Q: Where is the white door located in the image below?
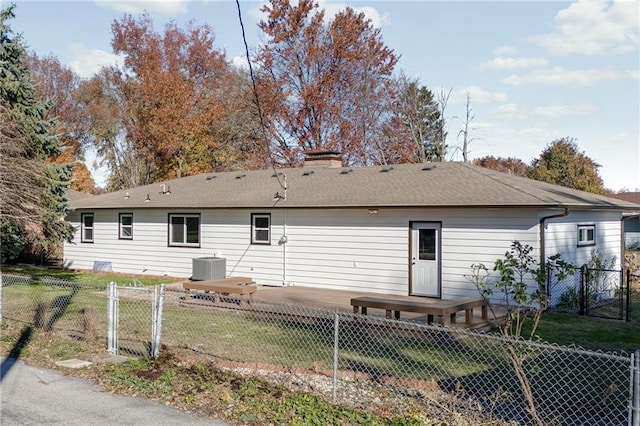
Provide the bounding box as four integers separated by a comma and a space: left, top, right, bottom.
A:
411, 222, 441, 297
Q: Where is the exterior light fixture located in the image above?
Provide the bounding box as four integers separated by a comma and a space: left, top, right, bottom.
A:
368, 209, 379, 215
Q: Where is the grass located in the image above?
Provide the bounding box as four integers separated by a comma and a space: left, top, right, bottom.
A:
526, 303, 640, 353
1, 265, 173, 286
1, 264, 634, 425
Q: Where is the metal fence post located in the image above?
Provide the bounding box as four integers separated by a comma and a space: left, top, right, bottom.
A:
627, 270, 632, 323
631, 349, 640, 426
151, 284, 165, 359
332, 311, 339, 403
107, 281, 118, 355
579, 265, 586, 316
0, 274, 3, 324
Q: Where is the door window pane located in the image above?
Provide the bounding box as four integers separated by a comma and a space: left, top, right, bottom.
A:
419, 229, 436, 261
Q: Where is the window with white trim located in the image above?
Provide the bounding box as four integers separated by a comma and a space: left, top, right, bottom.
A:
577, 224, 596, 247
251, 213, 271, 245
119, 213, 133, 240
81, 213, 94, 243
169, 214, 200, 247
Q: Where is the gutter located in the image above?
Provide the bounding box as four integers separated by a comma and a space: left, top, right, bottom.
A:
539, 208, 570, 268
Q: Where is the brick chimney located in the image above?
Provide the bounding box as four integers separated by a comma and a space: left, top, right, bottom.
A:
303, 151, 343, 168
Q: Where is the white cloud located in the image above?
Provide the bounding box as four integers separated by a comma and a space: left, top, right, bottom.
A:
231, 55, 250, 71
320, 2, 391, 28
478, 56, 548, 71
247, 1, 390, 28
68, 43, 123, 78
492, 46, 518, 56
449, 86, 508, 104
492, 103, 530, 121
533, 102, 597, 118
530, 0, 639, 56
503, 67, 636, 87
95, 0, 188, 16
490, 102, 597, 120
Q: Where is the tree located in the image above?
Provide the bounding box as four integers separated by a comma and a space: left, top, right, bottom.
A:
82, 13, 258, 190
529, 137, 605, 194
467, 242, 574, 426
474, 156, 531, 177
75, 69, 136, 191
391, 72, 446, 163
456, 91, 476, 163
26, 53, 96, 193
256, 0, 398, 166
0, 5, 74, 262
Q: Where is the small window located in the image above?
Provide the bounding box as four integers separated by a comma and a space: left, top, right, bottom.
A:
81, 213, 94, 243
119, 213, 133, 240
577, 224, 596, 247
168, 214, 200, 247
251, 213, 271, 245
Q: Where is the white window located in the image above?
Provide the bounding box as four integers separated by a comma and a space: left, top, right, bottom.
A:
577, 224, 596, 247
119, 213, 133, 240
169, 214, 200, 247
251, 213, 271, 245
81, 213, 94, 243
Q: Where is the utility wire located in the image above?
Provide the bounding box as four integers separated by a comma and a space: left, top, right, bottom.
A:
234, 0, 287, 193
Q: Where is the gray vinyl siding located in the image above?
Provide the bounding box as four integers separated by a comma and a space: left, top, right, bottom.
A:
64, 207, 540, 299
63, 207, 623, 302
542, 210, 623, 269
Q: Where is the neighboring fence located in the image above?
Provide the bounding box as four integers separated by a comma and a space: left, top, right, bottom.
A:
579, 267, 630, 321
550, 266, 633, 322
1, 273, 638, 425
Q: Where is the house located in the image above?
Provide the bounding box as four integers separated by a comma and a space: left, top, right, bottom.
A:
63, 154, 640, 302
608, 192, 640, 249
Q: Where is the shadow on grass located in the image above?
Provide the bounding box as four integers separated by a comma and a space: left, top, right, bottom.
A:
0, 326, 33, 381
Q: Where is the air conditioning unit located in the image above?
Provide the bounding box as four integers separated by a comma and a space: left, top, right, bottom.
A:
192, 257, 226, 281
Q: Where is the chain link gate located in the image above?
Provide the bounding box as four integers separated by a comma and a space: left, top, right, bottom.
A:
579, 266, 630, 321
107, 282, 165, 357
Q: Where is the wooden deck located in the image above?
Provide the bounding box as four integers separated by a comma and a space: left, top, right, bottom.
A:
251, 287, 496, 329
182, 277, 256, 303
351, 295, 488, 326
167, 283, 498, 329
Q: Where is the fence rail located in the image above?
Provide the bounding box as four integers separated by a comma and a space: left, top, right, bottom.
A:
1, 273, 638, 425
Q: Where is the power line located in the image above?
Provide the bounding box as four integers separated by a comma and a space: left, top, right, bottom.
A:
234, 0, 287, 193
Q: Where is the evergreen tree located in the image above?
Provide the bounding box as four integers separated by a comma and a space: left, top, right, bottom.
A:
0, 5, 74, 262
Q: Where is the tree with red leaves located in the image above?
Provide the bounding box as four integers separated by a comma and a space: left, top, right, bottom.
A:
256, 0, 398, 166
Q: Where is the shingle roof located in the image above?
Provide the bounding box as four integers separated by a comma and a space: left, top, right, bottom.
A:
608, 192, 640, 205
69, 162, 640, 211
66, 189, 93, 203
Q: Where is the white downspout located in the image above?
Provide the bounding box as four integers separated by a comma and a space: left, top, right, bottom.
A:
282, 208, 287, 286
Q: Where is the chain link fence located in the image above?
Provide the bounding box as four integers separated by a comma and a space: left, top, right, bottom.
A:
1, 273, 638, 425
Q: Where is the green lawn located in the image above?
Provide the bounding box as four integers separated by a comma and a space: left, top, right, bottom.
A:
1, 266, 174, 286
3, 265, 639, 354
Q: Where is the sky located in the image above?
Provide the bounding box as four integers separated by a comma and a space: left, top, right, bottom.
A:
8, 0, 640, 191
